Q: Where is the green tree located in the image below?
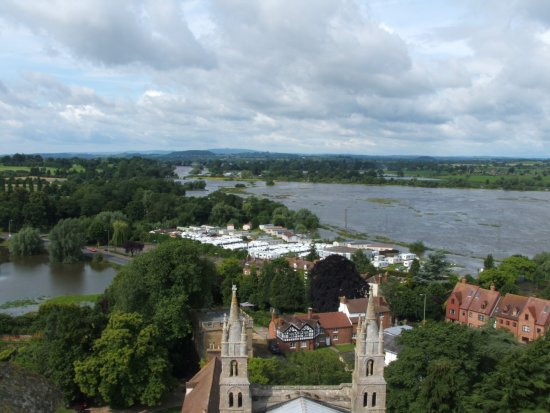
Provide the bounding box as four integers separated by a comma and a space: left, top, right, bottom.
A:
351, 250, 376, 275
112, 219, 128, 249
385, 322, 519, 413
284, 348, 351, 385
219, 258, 244, 305
414, 251, 451, 283
74, 312, 172, 408
305, 244, 319, 261
49, 218, 86, 263
408, 241, 427, 256
484, 254, 495, 269
14, 304, 105, 403
107, 240, 217, 346
8, 226, 42, 256
268, 259, 306, 312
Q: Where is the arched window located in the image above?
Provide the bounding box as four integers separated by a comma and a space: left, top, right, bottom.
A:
229, 392, 234, 407
230, 360, 238, 377
366, 359, 374, 376
238, 392, 243, 407
372, 392, 377, 407
363, 392, 368, 407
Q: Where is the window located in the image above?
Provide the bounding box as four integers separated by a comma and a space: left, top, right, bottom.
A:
300, 341, 307, 348
468, 311, 472, 318
525, 314, 529, 320
506, 320, 510, 326
522, 325, 530, 333
333, 335, 339, 341
372, 392, 377, 407
238, 392, 242, 407
513, 322, 516, 327
229, 393, 234, 407
290, 342, 296, 349
478, 314, 485, 321
352, 333, 356, 340
537, 328, 542, 334
449, 309, 455, 315
499, 319, 503, 324
230, 360, 238, 377
366, 359, 374, 376
363, 392, 368, 407
332, 329, 339, 333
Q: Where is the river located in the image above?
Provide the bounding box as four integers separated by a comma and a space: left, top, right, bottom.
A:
176, 167, 550, 273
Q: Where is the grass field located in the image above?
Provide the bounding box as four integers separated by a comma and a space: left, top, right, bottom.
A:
0, 165, 31, 172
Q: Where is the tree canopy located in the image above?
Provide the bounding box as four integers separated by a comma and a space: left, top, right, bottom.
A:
8, 226, 42, 256
309, 255, 368, 312
48, 218, 86, 263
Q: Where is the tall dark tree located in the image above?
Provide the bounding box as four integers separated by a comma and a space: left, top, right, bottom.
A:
309, 255, 368, 312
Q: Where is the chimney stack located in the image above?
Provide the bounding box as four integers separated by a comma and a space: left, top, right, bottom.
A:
307, 307, 313, 319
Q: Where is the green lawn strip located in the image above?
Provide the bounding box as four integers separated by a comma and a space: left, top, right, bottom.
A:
0, 165, 31, 172
43, 294, 101, 306
334, 343, 355, 353
0, 298, 41, 309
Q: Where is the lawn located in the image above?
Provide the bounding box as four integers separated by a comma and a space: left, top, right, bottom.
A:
334, 343, 355, 353
43, 294, 101, 306
0, 165, 31, 172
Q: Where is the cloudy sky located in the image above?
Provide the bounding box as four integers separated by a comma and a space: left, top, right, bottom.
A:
1, 0, 550, 156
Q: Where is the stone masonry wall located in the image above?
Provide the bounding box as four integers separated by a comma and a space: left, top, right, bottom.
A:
250, 384, 352, 412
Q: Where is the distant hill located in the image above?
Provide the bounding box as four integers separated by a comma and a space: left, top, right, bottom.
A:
208, 148, 259, 155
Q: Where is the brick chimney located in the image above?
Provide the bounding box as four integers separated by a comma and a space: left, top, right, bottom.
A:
339, 296, 347, 304
271, 308, 276, 322
307, 307, 313, 319
461, 277, 467, 284
490, 283, 496, 291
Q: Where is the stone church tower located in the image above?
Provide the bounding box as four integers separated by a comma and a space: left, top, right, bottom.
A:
219, 285, 252, 413
351, 294, 387, 413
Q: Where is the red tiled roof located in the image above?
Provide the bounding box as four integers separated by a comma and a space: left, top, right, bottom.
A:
181, 357, 220, 413
311, 312, 352, 329
525, 297, 550, 327
449, 281, 480, 310
493, 294, 529, 321
468, 287, 500, 315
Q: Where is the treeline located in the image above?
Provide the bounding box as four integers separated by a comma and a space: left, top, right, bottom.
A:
186, 156, 550, 190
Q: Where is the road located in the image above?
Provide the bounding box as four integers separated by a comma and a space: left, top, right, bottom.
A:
82, 248, 131, 266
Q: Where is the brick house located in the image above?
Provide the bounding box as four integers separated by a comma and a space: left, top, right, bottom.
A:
446, 279, 500, 327
268, 311, 322, 352
310, 311, 353, 346
492, 293, 529, 338
269, 309, 353, 352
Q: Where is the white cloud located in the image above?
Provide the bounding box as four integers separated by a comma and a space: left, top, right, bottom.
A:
1, 0, 550, 155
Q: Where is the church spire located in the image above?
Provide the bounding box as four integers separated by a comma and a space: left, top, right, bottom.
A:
229, 284, 239, 322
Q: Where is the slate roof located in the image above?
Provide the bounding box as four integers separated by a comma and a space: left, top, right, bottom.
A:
277, 315, 320, 332
383, 325, 413, 354
181, 357, 220, 413
266, 397, 349, 413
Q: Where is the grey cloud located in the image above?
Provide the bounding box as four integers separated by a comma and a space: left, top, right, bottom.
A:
0, 0, 214, 70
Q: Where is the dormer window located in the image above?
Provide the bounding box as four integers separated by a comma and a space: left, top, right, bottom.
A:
481, 301, 488, 310
512, 307, 519, 316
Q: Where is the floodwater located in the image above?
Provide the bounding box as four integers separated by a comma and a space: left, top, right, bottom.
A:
175, 168, 550, 274
0, 252, 116, 306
